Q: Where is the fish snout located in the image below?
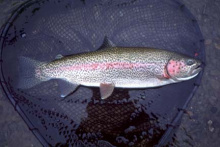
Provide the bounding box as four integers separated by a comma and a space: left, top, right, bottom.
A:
190, 61, 202, 76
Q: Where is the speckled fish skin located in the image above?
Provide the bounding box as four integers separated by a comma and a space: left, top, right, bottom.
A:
37, 47, 202, 89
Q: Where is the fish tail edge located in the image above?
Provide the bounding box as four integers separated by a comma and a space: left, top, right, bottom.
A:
17, 56, 46, 89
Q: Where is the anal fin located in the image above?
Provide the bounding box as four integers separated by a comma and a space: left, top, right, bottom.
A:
57, 79, 79, 98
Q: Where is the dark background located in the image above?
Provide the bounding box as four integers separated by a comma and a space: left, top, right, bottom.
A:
0, 0, 219, 146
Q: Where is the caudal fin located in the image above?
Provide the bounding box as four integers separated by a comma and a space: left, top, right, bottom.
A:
17, 57, 45, 89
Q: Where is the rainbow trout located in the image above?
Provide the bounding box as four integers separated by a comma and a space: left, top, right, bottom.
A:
18, 40, 202, 99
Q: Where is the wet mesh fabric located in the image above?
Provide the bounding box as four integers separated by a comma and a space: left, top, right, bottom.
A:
0, 0, 205, 146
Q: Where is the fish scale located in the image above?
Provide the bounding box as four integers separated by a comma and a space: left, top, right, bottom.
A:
42, 48, 171, 84
18, 46, 202, 99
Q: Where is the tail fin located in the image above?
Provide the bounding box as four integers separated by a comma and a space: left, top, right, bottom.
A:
17, 57, 45, 89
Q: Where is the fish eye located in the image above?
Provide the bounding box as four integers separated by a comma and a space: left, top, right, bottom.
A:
186, 59, 195, 65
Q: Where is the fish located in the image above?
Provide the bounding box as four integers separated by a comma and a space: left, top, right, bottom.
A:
17, 39, 202, 99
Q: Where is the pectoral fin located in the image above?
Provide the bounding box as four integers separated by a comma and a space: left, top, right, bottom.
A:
100, 83, 115, 99
57, 79, 79, 98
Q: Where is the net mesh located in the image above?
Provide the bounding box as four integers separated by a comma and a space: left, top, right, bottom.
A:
0, 0, 205, 146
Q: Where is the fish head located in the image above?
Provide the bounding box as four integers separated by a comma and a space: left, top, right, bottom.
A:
166, 55, 202, 81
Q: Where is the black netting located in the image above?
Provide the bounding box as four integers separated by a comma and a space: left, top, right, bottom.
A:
0, 0, 205, 146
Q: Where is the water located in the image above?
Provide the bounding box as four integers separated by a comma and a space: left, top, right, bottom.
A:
0, 0, 219, 147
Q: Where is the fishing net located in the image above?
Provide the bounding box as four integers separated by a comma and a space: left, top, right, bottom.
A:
0, 0, 205, 146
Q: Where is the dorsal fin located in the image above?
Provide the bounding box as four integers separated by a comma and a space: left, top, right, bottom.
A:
97, 36, 116, 50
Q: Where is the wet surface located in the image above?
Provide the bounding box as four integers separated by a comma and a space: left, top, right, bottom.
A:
0, 0, 219, 147
174, 0, 220, 146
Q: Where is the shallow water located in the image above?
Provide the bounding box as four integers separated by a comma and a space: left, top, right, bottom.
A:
0, 0, 219, 147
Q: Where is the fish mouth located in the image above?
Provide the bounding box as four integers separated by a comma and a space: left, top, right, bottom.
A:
175, 63, 202, 81
190, 63, 202, 77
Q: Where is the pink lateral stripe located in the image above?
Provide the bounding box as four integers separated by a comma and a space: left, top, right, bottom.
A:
58, 62, 156, 71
